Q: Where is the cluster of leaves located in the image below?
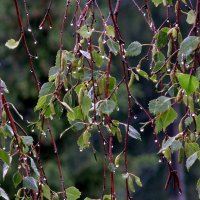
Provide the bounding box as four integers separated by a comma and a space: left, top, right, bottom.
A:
1, 0, 200, 199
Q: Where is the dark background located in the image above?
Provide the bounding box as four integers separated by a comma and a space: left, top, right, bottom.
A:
0, 0, 198, 199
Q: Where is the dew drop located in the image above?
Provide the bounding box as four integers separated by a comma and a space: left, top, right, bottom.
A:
49, 26, 52, 29
112, 145, 114, 148
103, 141, 106, 145
134, 115, 137, 119
80, 149, 83, 152
143, 13, 146, 17
116, 165, 119, 168
35, 56, 39, 59
117, 107, 119, 111
155, 139, 158, 143
39, 26, 43, 30
140, 128, 144, 132
28, 28, 32, 32
3, 147, 5, 150
140, 106, 143, 110
70, 23, 73, 26
167, 69, 171, 72
158, 159, 162, 163
34, 41, 37, 45
167, 19, 169, 23
31, 129, 34, 132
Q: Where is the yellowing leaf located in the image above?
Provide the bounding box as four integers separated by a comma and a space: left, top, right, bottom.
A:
5, 39, 20, 49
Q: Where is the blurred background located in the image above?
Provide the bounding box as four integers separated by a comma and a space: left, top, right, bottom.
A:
0, 0, 198, 199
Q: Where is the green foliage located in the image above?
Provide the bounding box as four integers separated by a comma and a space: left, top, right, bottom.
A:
1, 0, 200, 199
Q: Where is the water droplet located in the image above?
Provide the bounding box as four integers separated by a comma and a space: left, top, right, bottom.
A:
116, 165, 119, 168
31, 129, 34, 132
158, 159, 162, 163
167, 19, 169, 23
134, 115, 137, 119
167, 69, 170, 72
181, 61, 184, 65
70, 23, 73, 26
3, 147, 5, 150
24, 157, 27, 160
65, 88, 68, 92
18, 165, 21, 169
34, 41, 37, 45
43, 178, 46, 181
28, 28, 32, 32
39, 26, 43, 30
140, 128, 144, 132
112, 145, 114, 148
26, 13, 29, 16
140, 106, 143, 110
35, 56, 39, 59
143, 13, 146, 17
80, 149, 83, 152
117, 107, 119, 111
37, 144, 40, 147
155, 139, 158, 143
103, 141, 106, 145
49, 26, 52, 29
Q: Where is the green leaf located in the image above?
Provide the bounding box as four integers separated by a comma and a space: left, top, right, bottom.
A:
128, 176, 135, 192
42, 184, 51, 200
103, 195, 111, 200
155, 27, 170, 48
22, 136, 33, 146
77, 130, 91, 151
3, 163, 9, 181
134, 175, 143, 187
136, 69, 149, 79
5, 38, 20, 49
196, 115, 200, 132
176, 73, 199, 95
125, 41, 142, 57
106, 25, 115, 37
151, 0, 162, 7
81, 95, 92, 117
80, 50, 91, 59
39, 82, 55, 97
178, 36, 200, 63
67, 106, 84, 122
115, 152, 123, 167
98, 100, 116, 115
65, 186, 81, 200
149, 96, 171, 115
0, 149, 10, 165
92, 51, 103, 67
35, 95, 47, 111
77, 25, 93, 39
155, 108, 177, 132
186, 10, 196, 24
171, 140, 182, 152
185, 142, 199, 158
23, 176, 38, 192
13, 171, 22, 188
107, 39, 119, 55
123, 124, 141, 141
0, 187, 9, 200
159, 136, 176, 152
185, 116, 193, 126
186, 152, 198, 171
30, 158, 40, 177
48, 66, 60, 81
